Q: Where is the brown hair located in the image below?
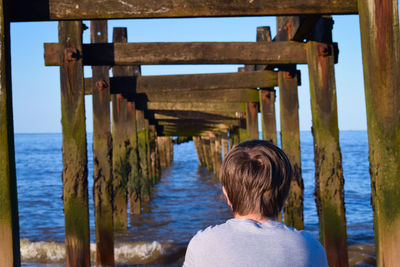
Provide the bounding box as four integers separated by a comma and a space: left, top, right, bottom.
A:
219, 140, 293, 218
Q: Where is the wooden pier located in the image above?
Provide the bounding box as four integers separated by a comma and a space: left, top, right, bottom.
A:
0, 1, 399, 267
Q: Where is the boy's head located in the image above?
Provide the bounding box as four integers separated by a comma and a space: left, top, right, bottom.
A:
219, 140, 293, 219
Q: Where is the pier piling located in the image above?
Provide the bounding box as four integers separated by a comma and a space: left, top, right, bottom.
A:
0, 3, 20, 266
276, 18, 304, 230
358, 0, 400, 265
90, 20, 114, 264
306, 18, 348, 267
58, 21, 90, 267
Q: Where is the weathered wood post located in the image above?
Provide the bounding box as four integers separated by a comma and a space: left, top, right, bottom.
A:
306, 18, 348, 267
257, 27, 277, 144
136, 110, 150, 201
238, 67, 259, 141
90, 20, 114, 265
157, 136, 168, 169
167, 136, 174, 165
221, 131, 229, 160
193, 136, 206, 166
58, 21, 90, 267
358, 1, 400, 265
0, 4, 21, 266
276, 18, 304, 230
213, 134, 222, 177
201, 135, 213, 171
149, 125, 160, 184
112, 27, 140, 226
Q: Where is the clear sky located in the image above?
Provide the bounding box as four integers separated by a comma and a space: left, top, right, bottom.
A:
10, 14, 371, 133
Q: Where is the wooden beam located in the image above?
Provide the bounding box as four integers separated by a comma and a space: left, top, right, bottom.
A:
275, 16, 321, 42
10, 0, 358, 22
87, 70, 277, 93
152, 110, 237, 120
59, 21, 90, 267
90, 20, 114, 266
307, 39, 348, 267
44, 41, 307, 66
147, 102, 244, 113
0, 4, 21, 266
358, 0, 400, 266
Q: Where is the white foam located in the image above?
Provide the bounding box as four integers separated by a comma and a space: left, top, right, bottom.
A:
20, 239, 167, 264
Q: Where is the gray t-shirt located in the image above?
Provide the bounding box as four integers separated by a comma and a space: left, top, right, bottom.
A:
184, 218, 329, 267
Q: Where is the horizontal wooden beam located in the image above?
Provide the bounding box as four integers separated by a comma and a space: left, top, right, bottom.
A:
10, 0, 358, 22
147, 102, 245, 113
84, 70, 277, 95
151, 110, 238, 120
44, 42, 307, 66
157, 119, 238, 126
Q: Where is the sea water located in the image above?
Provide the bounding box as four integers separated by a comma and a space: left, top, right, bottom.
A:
15, 131, 375, 266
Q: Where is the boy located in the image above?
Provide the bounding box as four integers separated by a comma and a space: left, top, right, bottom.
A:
184, 140, 328, 267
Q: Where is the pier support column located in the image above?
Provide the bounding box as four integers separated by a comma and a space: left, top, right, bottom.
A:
59, 21, 90, 267
221, 131, 229, 160
213, 134, 222, 177
157, 137, 168, 169
193, 136, 206, 166
0, 3, 21, 266
90, 20, 114, 265
306, 18, 348, 267
358, 1, 400, 265
149, 125, 160, 184
137, 110, 150, 202
257, 27, 277, 144
201, 135, 213, 171
276, 18, 304, 230
112, 28, 140, 226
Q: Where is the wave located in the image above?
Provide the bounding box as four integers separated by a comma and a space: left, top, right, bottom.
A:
21, 239, 171, 265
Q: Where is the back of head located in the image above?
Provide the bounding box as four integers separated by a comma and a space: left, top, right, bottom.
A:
219, 140, 293, 218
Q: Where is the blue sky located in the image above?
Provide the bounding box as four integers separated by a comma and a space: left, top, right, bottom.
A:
10, 15, 368, 133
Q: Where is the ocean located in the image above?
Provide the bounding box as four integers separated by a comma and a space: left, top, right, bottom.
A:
15, 131, 375, 266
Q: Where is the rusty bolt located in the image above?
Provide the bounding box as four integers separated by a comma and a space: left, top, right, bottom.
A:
64, 48, 80, 62
317, 43, 330, 57
96, 80, 108, 91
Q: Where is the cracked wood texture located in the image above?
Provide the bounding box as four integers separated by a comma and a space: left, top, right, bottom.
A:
358, 0, 400, 266
58, 21, 90, 267
0, 1, 21, 266
307, 41, 348, 267
90, 20, 114, 265
9, 0, 358, 22
44, 41, 307, 66
276, 17, 304, 230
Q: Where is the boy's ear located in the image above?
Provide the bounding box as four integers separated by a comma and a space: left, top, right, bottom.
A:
222, 186, 232, 208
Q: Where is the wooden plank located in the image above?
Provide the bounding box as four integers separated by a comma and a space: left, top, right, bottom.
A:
143, 88, 259, 103
0, 5, 21, 266
136, 70, 278, 91
9, 0, 358, 22
58, 21, 90, 267
307, 39, 348, 267
84, 70, 277, 94
90, 20, 114, 266
358, 1, 400, 266
153, 110, 238, 120
44, 41, 307, 66
147, 102, 244, 113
